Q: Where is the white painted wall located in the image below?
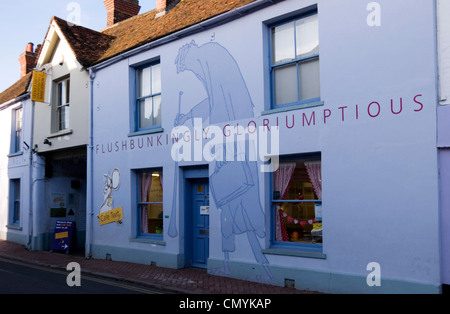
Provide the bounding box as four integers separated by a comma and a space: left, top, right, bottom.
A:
0, 98, 33, 244
33, 25, 90, 154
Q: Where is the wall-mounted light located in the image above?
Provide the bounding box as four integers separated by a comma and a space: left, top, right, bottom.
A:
57, 54, 64, 66
44, 139, 52, 146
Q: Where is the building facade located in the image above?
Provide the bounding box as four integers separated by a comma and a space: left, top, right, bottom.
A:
0, 0, 448, 294
0, 73, 34, 247
87, 0, 441, 293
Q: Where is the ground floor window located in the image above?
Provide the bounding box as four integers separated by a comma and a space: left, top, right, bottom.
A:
138, 169, 163, 237
272, 155, 322, 247
10, 179, 21, 225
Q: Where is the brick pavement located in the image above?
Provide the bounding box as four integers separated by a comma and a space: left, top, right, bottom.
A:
0, 240, 319, 294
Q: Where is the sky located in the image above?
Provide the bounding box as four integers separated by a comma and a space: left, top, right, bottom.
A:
0, 0, 156, 93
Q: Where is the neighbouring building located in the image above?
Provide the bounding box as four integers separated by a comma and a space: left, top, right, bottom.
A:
0, 71, 33, 247
437, 0, 450, 291
0, 0, 449, 294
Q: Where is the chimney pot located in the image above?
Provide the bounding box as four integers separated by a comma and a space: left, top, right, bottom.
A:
156, 0, 179, 17
26, 42, 34, 53
19, 42, 38, 77
104, 0, 141, 27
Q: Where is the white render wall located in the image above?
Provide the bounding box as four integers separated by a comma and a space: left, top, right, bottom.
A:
0, 98, 33, 245
33, 25, 90, 154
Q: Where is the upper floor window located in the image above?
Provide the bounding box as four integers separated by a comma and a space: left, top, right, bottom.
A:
13, 107, 23, 153
271, 13, 320, 108
136, 62, 161, 131
56, 77, 70, 131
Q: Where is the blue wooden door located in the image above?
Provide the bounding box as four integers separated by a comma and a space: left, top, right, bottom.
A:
191, 180, 209, 268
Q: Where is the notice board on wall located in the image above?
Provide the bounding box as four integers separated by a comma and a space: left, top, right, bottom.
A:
50, 220, 75, 254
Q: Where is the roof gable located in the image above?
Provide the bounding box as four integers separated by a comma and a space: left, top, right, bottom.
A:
37, 16, 115, 69
52, 17, 114, 67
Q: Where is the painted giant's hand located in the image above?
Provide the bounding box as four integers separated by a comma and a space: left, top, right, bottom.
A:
174, 112, 190, 126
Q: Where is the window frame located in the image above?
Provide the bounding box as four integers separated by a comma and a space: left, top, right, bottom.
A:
269, 11, 321, 110
54, 77, 70, 132
136, 168, 164, 240
10, 179, 21, 226
12, 106, 23, 154
134, 60, 162, 132
270, 153, 323, 252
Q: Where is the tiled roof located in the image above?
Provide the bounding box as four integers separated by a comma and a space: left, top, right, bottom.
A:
52, 16, 114, 67
0, 72, 32, 107
1, 0, 257, 103
98, 0, 257, 63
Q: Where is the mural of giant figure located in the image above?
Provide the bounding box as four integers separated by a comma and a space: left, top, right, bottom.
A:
173, 40, 273, 282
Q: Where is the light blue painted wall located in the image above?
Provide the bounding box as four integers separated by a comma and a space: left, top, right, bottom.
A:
90, 0, 440, 293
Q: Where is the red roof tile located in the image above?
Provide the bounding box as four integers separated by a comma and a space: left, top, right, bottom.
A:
0, 72, 32, 107
98, 0, 256, 63
1, 0, 257, 103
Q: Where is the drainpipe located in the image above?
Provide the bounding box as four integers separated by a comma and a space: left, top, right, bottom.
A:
86, 68, 96, 259
26, 98, 34, 250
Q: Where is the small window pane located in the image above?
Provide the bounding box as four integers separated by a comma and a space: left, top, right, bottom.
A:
139, 171, 163, 202
151, 64, 161, 94
153, 95, 162, 126
274, 63, 298, 106
299, 58, 320, 101
12, 180, 20, 223
138, 67, 151, 98
59, 106, 69, 130
272, 21, 295, 64
58, 83, 63, 106
16, 108, 22, 130
139, 98, 154, 129
296, 14, 319, 58
65, 79, 70, 104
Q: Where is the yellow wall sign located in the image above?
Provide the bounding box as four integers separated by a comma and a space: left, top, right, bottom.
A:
99, 207, 124, 226
31, 71, 46, 103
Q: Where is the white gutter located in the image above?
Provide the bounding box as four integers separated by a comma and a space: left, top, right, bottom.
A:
26, 99, 35, 250
0, 92, 31, 111
89, 0, 283, 71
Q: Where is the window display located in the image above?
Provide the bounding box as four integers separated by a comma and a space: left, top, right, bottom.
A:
138, 170, 163, 236
273, 158, 322, 245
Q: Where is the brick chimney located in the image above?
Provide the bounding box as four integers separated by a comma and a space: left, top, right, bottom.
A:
156, 0, 179, 17
18, 43, 38, 77
104, 0, 141, 27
